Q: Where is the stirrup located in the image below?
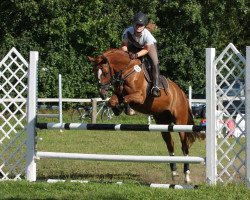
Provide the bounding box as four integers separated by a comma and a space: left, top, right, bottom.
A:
151, 86, 161, 97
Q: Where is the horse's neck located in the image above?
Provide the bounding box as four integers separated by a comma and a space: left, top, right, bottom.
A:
111, 55, 132, 72
120, 60, 141, 73
106, 50, 141, 72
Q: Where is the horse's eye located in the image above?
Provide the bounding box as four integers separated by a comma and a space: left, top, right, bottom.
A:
103, 72, 109, 77
101, 66, 110, 77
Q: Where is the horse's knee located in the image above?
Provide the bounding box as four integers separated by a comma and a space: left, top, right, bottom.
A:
123, 96, 133, 104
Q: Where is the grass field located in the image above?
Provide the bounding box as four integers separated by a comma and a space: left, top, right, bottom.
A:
1, 181, 250, 199
1, 111, 249, 199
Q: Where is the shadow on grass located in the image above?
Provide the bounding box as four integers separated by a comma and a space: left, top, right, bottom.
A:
37, 172, 143, 183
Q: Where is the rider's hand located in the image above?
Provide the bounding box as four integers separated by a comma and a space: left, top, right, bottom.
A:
129, 52, 138, 60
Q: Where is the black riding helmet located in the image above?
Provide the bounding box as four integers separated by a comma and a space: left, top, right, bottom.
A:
133, 12, 148, 26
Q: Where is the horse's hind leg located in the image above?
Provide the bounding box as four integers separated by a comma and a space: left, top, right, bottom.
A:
177, 108, 196, 183
161, 132, 179, 182
154, 113, 179, 182
179, 132, 191, 183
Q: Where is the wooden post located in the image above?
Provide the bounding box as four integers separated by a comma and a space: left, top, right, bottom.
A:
91, 98, 97, 123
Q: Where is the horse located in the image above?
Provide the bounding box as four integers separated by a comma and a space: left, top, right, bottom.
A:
88, 48, 205, 183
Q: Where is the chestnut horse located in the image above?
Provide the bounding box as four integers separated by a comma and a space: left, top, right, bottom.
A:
88, 48, 204, 183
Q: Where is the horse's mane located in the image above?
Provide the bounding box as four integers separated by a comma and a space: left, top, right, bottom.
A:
103, 48, 129, 58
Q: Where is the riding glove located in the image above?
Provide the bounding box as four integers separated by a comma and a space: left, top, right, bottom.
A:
129, 52, 138, 60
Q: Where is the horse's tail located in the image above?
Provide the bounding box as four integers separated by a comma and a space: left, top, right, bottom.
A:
187, 105, 206, 148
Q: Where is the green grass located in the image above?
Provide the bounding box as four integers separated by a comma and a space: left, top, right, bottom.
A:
0, 181, 250, 200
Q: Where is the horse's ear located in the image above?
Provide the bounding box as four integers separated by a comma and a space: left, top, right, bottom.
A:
87, 56, 96, 63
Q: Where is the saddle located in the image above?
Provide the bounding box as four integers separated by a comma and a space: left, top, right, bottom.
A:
141, 60, 169, 96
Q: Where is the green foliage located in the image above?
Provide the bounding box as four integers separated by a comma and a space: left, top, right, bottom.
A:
156, 0, 249, 92
0, 0, 248, 97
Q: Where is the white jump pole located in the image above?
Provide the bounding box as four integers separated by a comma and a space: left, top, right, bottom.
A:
246, 46, 250, 187
37, 114, 60, 118
26, 51, 39, 182
205, 47, 217, 185
36, 151, 205, 163
150, 183, 195, 189
189, 85, 192, 108
58, 74, 63, 132
36, 123, 206, 132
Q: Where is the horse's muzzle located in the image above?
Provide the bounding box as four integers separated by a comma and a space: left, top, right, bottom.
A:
99, 88, 108, 100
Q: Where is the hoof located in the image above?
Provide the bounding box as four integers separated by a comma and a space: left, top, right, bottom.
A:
124, 105, 135, 116
171, 171, 179, 182
125, 108, 135, 116
184, 170, 191, 183
112, 106, 123, 116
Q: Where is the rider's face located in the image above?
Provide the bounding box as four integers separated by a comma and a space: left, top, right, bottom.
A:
135, 24, 145, 33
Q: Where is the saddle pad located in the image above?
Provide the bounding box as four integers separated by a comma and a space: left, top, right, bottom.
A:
142, 64, 168, 94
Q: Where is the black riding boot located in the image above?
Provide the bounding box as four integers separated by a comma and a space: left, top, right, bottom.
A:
151, 64, 161, 97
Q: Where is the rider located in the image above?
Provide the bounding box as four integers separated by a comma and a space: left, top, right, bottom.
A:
120, 11, 161, 97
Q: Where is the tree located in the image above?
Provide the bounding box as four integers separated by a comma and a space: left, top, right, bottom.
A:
0, 0, 248, 98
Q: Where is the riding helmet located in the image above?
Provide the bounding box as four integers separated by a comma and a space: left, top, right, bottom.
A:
133, 12, 148, 26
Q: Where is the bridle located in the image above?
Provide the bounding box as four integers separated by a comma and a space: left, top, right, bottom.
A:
96, 56, 113, 90
98, 52, 138, 90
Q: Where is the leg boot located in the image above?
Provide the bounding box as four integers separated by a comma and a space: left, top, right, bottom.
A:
151, 64, 161, 97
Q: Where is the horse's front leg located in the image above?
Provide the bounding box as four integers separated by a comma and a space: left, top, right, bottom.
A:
108, 94, 123, 116
121, 92, 144, 116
